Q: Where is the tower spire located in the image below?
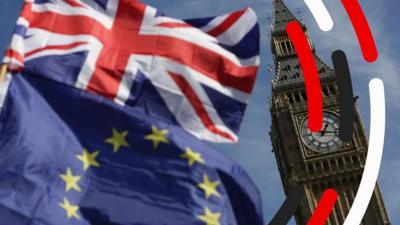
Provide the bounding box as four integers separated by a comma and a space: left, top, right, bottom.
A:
272, 0, 301, 33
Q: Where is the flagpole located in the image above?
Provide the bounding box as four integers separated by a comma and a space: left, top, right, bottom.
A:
0, 64, 7, 82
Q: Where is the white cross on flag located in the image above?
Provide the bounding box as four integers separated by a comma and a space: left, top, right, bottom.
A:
4, 0, 260, 143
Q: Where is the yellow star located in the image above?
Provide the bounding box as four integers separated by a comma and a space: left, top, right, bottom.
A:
197, 207, 221, 225
144, 125, 169, 150
59, 198, 80, 220
60, 167, 81, 192
105, 128, 130, 153
198, 174, 221, 199
180, 147, 205, 167
76, 149, 100, 171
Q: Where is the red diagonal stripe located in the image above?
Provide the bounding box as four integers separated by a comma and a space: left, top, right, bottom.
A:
5, 49, 24, 63
307, 189, 338, 225
207, 8, 247, 37
168, 71, 236, 142
157, 22, 193, 28
20, 2, 33, 22
131, 35, 258, 93
64, 0, 84, 8
286, 21, 323, 132
25, 42, 87, 58
30, 12, 101, 36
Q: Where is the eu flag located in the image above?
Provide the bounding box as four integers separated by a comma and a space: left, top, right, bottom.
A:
0, 73, 264, 225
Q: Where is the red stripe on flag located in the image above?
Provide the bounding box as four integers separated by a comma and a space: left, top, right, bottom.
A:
157, 22, 193, 28
20, 2, 33, 22
5, 49, 24, 63
132, 35, 258, 93
64, 0, 84, 8
169, 72, 236, 142
86, 1, 148, 99
207, 8, 247, 37
30, 12, 101, 36
25, 42, 87, 58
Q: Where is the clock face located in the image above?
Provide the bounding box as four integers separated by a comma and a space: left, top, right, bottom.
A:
300, 112, 343, 153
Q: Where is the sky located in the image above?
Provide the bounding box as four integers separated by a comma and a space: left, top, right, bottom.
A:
0, 0, 399, 224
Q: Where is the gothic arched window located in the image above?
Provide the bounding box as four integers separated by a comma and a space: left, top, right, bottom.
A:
281, 42, 287, 54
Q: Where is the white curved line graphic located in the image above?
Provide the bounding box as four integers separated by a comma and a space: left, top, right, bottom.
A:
304, 0, 334, 31
343, 78, 386, 225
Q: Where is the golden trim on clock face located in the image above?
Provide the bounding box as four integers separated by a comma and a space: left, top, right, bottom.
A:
300, 112, 343, 153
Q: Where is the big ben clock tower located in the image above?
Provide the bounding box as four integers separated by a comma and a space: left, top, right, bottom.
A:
269, 0, 391, 224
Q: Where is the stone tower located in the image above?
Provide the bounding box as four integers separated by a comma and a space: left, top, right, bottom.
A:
268, 0, 391, 224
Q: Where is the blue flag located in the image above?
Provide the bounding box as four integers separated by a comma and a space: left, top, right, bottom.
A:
0, 73, 264, 225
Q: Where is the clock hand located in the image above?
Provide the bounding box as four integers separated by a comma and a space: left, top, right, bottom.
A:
320, 123, 329, 136
324, 131, 339, 134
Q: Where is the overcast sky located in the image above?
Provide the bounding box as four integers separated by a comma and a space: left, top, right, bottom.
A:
0, 0, 399, 224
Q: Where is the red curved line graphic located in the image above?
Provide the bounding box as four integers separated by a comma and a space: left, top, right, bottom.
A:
286, 21, 323, 132
341, 0, 378, 62
307, 189, 338, 225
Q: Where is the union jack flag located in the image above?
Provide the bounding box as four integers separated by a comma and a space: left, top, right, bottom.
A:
4, 0, 260, 143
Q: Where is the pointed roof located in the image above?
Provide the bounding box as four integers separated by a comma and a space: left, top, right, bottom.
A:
272, 0, 301, 33
270, 0, 334, 87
